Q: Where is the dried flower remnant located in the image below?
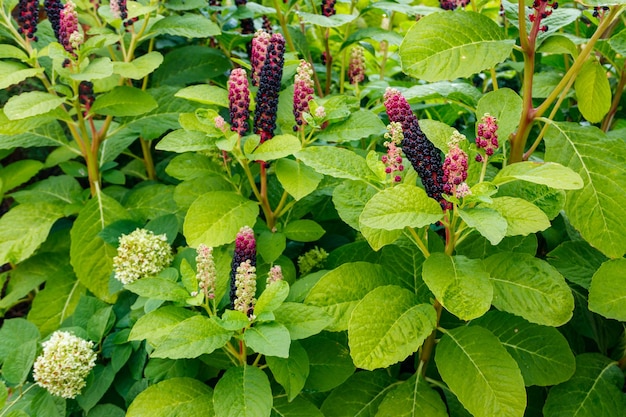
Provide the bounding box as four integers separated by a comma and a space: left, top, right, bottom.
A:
17, 0, 39, 41
228, 68, 250, 136
382, 122, 405, 183
253, 33, 285, 143
234, 260, 257, 319
475, 113, 499, 162
196, 244, 217, 300
383, 88, 450, 209
293, 60, 314, 131
443, 132, 469, 196
348, 46, 366, 85
298, 246, 328, 276
267, 265, 283, 285
113, 228, 173, 285
230, 226, 256, 307
33, 331, 97, 399
58, 0, 83, 55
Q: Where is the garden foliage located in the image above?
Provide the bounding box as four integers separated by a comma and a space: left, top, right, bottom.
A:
1, 0, 626, 415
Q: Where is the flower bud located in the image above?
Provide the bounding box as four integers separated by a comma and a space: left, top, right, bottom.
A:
196, 244, 217, 300
298, 246, 328, 276
476, 113, 499, 160
113, 228, 173, 285
267, 265, 283, 285
382, 122, 405, 183
234, 260, 257, 319
228, 68, 250, 135
348, 46, 366, 85
293, 60, 314, 131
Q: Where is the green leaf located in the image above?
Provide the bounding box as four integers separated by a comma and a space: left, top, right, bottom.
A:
588, 259, 626, 321
489, 197, 550, 236
248, 134, 301, 161
376, 373, 448, 417
360, 184, 443, 231
0, 62, 44, 90
305, 262, 395, 331
275, 159, 322, 201
166, 152, 223, 180
283, 220, 325, 242
360, 227, 402, 251
545, 122, 626, 258
404, 81, 482, 108
256, 280, 289, 316
0, 318, 39, 363
575, 59, 611, 123
256, 230, 286, 264
183, 191, 259, 247
316, 110, 386, 143
476, 88, 523, 145
400, 11, 515, 82
547, 241, 608, 289
70, 193, 131, 302
300, 335, 355, 392
128, 306, 197, 347
496, 181, 565, 220
70, 57, 114, 81
609, 28, 626, 55
435, 326, 526, 417
151, 14, 220, 38
422, 254, 493, 320
472, 311, 576, 386
543, 354, 626, 417
0, 203, 65, 265
4, 92, 66, 120
0, 380, 7, 408
244, 322, 291, 358
0, 255, 45, 312
0, 159, 43, 194
112, 52, 163, 80
484, 252, 574, 326
154, 46, 230, 86
296, 146, 372, 182
320, 370, 395, 417
3, 339, 37, 385
31, 387, 66, 417
419, 119, 458, 152
493, 161, 584, 190
271, 395, 323, 417
127, 377, 214, 417
175, 85, 229, 107
348, 285, 436, 370
11, 175, 82, 206
125, 277, 191, 302
156, 129, 215, 153
273, 302, 333, 340
91, 86, 157, 116
0, 44, 29, 60
266, 341, 309, 401
213, 365, 272, 417
458, 207, 507, 246
125, 183, 178, 220
152, 315, 233, 359
297, 11, 357, 27
332, 180, 377, 231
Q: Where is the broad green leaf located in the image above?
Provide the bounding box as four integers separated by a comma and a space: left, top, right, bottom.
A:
91, 86, 158, 116
360, 226, 402, 251
70, 193, 131, 302
248, 134, 301, 161
0, 318, 40, 363
77, 364, 115, 413
175, 85, 229, 107
128, 306, 197, 347
360, 184, 443, 231
320, 371, 395, 417
125, 183, 178, 220
127, 377, 214, 417
255, 280, 289, 316
436, 326, 526, 417
271, 396, 323, 417
156, 129, 214, 152
400, 12, 515, 82
0, 159, 43, 193
283, 219, 325, 242
300, 335, 355, 392
125, 277, 191, 302
4, 92, 66, 120
404, 81, 482, 108
275, 159, 322, 201
0, 380, 6, 408
166, 153, 223, 180
545, 122, 626, 258
588, 259, 626, 321
266, 342, 309, 401
458, 207, 507, 246
547, 241, 607, 289
112, 52, 163, 80
244, 323, 291, 358
10, 175, 82, 206
0, 122, 70, 149
489, 197, 550, 236
0, 61, 44, 90
154, 46, 230, 86
273, 302, 333, 340
183, 191, 259, 248
496, 181, 565, 220
484, 252, 574, 326
2, 339, 37, 385
87, 404, 124, 417
348, 285, 436, 370
70, 57, 114, 81
152, 315, 233, 359
538, 34, 579, 57
213, 365, 272, 417
376, 373, 448, 417
332, 180, 377, 230
304, 262, 395, 331
31, 387, 66, 417
543, 354, 626, 417
256, 230, 286, 264
472, 311, 576, 386
296, 146, 372, 182
493, 161, 583, 190
151, 14, 220, 38
575, 59, 611, 123
316, 110, 386, 143
0, 203, 65, 265
422, 254, 493, 320
0, 255, 48, 312
476, 88, 523, 144
0, 44, 28, 60
419, 119, 458, 152
380, 238, 429, 297
297, 11, 357, 27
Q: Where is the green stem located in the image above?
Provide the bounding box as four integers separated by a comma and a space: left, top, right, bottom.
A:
324, 27, 332, 96
406, 227, 430, 258
272, 0, 296, 52
419, 299, 442, 376
601, 62, 626, 132
139, 138, 156, 180
0, 384, 37, 417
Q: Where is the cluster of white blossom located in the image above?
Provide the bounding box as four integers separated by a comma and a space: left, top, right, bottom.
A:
113, 228, 173, 285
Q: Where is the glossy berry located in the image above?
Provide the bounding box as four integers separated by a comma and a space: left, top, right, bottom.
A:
44, 0, 62, 39
228, 68, 250, 136
253, 33, 285, 143
251, 30, 271, 87
321, 0, 336, 17
17, 0, 39, 41
230, 226, 256, 308
293, 60, 314, 131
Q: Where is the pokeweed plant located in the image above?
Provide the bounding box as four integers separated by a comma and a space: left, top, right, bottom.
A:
1, 0, 626, 416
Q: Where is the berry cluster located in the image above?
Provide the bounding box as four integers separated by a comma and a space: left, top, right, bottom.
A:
529, 0, 558, 33
228, 68, 250, 135
321, 0, 336, 17
251, 30, 271, 87
235, 0, 255, 37
592, 6, 609, 18
253, 33, 285, 143
293, 60, 314, 131
475, 113, 499, 162
17, 0, 39, 41
44, 0, 62, 39
196, 244, 217, 300
233, 260, 257, 319
439, 0, 469, 11
383, 88, 450, 209
442, 132, 469, 196
382, 122, 405, 183
267, 265, 283, 286
78, 81, 95, 115
348, 46, 365, 85
58, 0, 83, 55
230, 226, 256, 308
